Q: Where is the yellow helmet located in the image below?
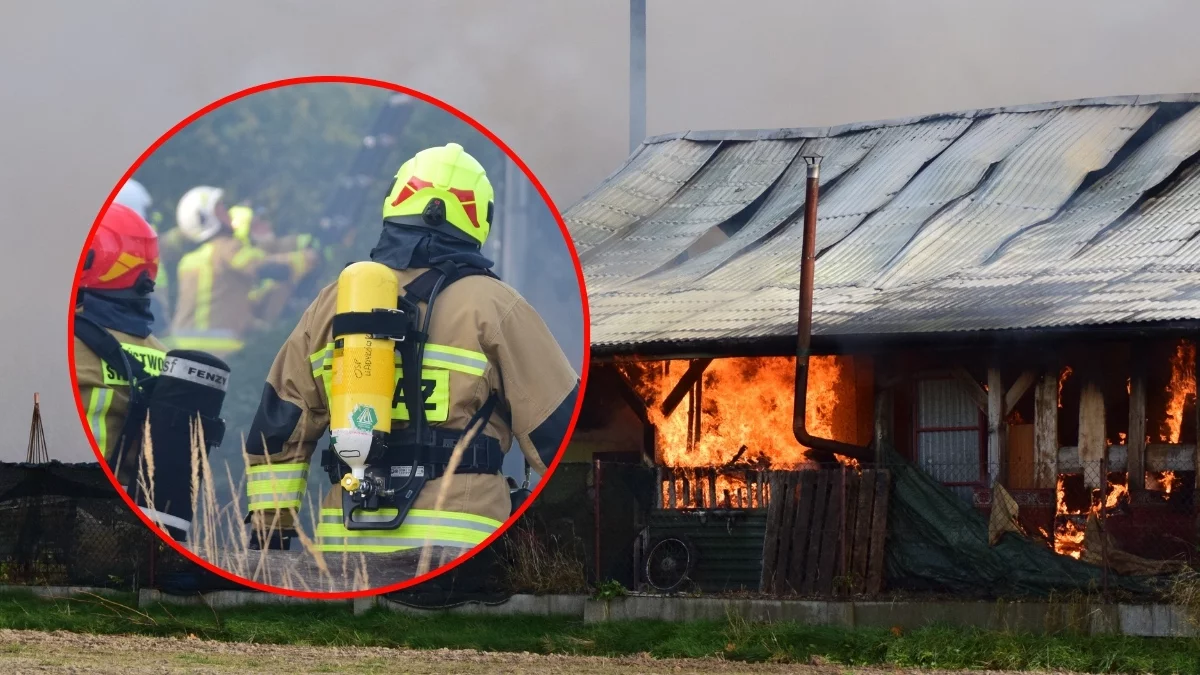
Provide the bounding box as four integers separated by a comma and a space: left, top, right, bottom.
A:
382, 143, 495, 246
228, 205, 254, 244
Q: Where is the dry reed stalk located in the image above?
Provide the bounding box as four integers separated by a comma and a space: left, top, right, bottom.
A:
414, 414, 487, 576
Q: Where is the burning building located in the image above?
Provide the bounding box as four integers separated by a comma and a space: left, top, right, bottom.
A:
555, 94, 1200, 594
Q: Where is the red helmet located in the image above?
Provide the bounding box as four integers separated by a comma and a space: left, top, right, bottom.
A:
80, 202, 160, 291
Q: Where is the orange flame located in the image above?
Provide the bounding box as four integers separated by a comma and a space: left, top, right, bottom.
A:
1148, 470, 1176, 495
1158, 340, 1196, 444
621, 356, 847, 471
1053, 474, 1129, 559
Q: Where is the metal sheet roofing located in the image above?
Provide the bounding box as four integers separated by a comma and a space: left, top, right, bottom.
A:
565, 95, 1200, 352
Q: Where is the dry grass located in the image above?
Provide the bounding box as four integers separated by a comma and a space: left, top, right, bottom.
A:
131, 413, 480, 593
500, 519, 589, 595
1165, 566, 1200, 629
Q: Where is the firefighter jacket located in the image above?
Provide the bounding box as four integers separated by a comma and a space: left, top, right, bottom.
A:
169, 233, 310, 357
243, 266, 579, 554
75, 324, 167, 468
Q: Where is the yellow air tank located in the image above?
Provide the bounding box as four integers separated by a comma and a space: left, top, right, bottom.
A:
330, 261, 399, 486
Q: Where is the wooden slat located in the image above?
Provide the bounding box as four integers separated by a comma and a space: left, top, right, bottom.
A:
866, 470, 891, 596
786, 472, 817, 593
841, 471, 860, 597
1033, 372, 1059, 489
851, 469, 876, 594
759, 471, 785, 592
772, 470, 801, 590
800, 471, 832, 595
817, 471, 844, 595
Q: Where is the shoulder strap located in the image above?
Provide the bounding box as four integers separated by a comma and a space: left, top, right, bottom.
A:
393, 262, 497, 431
74, 315, 153, 385
402, 262, 498, 304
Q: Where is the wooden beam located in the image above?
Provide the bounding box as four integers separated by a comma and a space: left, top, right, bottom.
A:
987, 367, 1006, 487
1128, 350, 1147, 492
1034, 372, 1059, 488
1078, 378, 1106, 489
1005, 371, 1038, 415
953, 367, 988, 412
874, 387, 894, 462
660, 358, 713, 417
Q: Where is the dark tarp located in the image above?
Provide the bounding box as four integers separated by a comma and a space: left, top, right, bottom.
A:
881, 449, 1157, 597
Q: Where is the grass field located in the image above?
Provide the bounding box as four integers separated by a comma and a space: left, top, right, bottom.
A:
1, 589, 1199, 673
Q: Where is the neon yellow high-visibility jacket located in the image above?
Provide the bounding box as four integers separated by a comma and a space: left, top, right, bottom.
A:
74, 324, 167, 469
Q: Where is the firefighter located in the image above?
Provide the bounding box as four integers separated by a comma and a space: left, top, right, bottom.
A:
230, 204, 310, 326
114, 179, 171, 334
242, 143, 579, 555
169, 186, 317, 358
73, 202, 168, 484
75, 202, 233, 541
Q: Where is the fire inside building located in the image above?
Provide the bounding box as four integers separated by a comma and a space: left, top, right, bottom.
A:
552, 95, 1200, 598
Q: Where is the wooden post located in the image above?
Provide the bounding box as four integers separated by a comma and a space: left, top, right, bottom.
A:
987, 367, 1006, 487
1034, 371, 1059, 489
874, 387, 894, 461
1128, 349, 1147, 492
1078, 378, 1107, 490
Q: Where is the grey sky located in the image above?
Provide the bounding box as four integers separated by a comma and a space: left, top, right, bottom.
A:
2, 0, 1199, 461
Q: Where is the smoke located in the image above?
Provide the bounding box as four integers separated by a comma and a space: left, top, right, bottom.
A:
2, 0, 1200, 460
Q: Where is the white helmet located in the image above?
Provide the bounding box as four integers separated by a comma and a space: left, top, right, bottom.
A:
176, 186, 227, 244
115, 179, 153, 220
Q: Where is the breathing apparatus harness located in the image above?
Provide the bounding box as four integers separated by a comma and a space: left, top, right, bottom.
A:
74, 314, 229, 542
319, 260, 506, 532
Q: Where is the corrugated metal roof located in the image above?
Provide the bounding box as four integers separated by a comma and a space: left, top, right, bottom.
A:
565, 96, 1200, 352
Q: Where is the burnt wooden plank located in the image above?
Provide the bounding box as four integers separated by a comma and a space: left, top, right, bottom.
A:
865, 470, 891, 596
660, 358, 713, 417
759, 471, 785, 592
817, 471, 845, 596
784, 471, 817, 593
776, 472, 802, 593
800, 470, 832, 595
841, 470, 860, 597
851, 469, 877, 594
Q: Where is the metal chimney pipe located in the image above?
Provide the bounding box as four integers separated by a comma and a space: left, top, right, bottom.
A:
629, 0, 647, 153
793, 155, 873, 464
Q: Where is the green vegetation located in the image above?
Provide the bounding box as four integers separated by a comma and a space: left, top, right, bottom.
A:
2, 589, 1200, 673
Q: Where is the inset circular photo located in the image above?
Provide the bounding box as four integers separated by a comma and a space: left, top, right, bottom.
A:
69, 77, 588, 596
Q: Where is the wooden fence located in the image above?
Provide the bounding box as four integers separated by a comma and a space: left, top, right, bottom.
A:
760, 468, 891, 596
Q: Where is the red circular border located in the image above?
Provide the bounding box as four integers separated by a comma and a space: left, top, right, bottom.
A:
66, 75, 592, 600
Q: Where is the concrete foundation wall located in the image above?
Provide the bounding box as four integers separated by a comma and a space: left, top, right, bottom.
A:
99, 587, 1198, 638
